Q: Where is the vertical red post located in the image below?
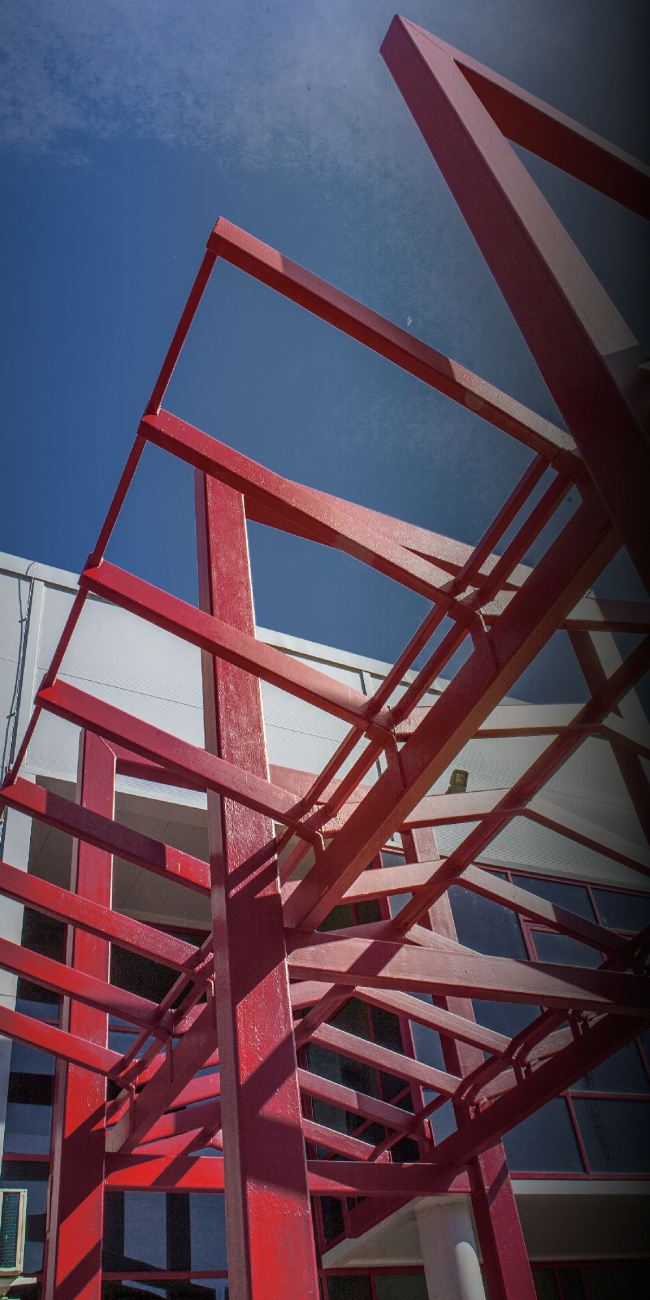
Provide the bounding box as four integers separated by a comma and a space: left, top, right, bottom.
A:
402, 827, 535, 1300
195, 472, 319, 1300
43, 731, 115, 1300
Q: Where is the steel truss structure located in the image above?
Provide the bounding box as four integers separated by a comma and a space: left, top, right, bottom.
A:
1, 17, 649, 1300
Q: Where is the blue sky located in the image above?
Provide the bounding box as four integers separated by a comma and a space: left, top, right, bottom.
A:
1, 1, 648, 701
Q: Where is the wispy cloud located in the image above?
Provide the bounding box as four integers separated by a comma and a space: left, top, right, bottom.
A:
0, 1, 413, 168
3, 1, 642, 173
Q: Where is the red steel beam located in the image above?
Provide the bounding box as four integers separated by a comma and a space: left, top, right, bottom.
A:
524, 794, 650, 875
392, 632, 650, 929
0, 1003, 122, 1078
36, 681, 303, 826
0, 860, 200, 971
409, 829, 536, 1300
415, 29, 650, 219
291, 980, 511, 1057
196, 472, 319, 1299
0, 778, 210, 894
301, 1118, 387, 1163
81, 560, 380, 728
381, 17, 650, 593
297, 1067, 425, 1136
283, 489, 618, 931
143, 411, 479, 619
309, 1022, 460, 1097
206, 218, 578, 471
285, 928, 650, 1016
0, 934, 172, 1033
433, 1010, 650, 1169
352, 986, 511, 1057
2, 24, 647, 1287
103, 1154, 471, 1197
134, 1099, 223, 1146
458, 864, 627, 957
43, 734, 114, 1300
105, 1000, 219, 1152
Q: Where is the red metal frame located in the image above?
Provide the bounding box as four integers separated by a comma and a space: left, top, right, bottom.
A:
1, 20, 649, 1300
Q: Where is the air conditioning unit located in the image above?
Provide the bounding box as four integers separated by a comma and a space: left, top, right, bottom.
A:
0, 1190, 28, 1299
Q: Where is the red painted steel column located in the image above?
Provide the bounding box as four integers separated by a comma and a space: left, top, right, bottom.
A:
43, 732, 115, 1300
195, 472, 319, 1299
403, 828, 535, 1300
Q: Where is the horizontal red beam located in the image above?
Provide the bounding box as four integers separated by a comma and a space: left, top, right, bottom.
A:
0, 859, 200, 971
105, 1154, 225, 1192
109, 1057, 221, 1117
351, 986, 510, 1057
81, 561, 381, 730
142, 410, 477, 618
525, 794, 650, 877
305, 1161, 471, 1197
0, 1003, 122, 1078
128, 1133, 217, 1158
0, 778, 210, 894
111, 743, 206, 791
36, 681, 302, 825
135, 1099, 223, 1145
459, 863, 626, 957
0, 934, 172, 1034
106, 1001, 219, 1152
207, 218, 578, 470
285, 929, 650, 1016
103, 1152, 471, 1196
403, 787, 508, 827
302, 1118, 388, 1162
297, 1067, 421, 1135
425, 29, 650, 219
310, 1021, 460, 1097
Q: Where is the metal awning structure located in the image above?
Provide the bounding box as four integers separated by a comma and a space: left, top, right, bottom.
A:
1, 18, 648, 1300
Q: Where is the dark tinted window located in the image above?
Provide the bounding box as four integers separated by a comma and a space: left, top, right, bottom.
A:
321, 1198, 345, 1244
21, 909, 64, 960
7, 1074, 54, 1105
369, 1006, 403, 1054
318, 903, 356, 932
331, 999, 371, 1042
530, 930, 602, 968
449, 886, 528, 959
327, 1276, 372, 1299
190, 1194, 227, 1270
473, 999, 539, 1038
573, 1041, 649, 1094
110, 947, 178, 1003
502, 1098, 584, 1172
592, 890, 650, 932
511, 874, 596, 921
531, 1272, 561, 1300
375, 1276, 428, 1299
582, 1264, 650, 1299
557, 1269, 587, 1300
573, 1098, 650, 1173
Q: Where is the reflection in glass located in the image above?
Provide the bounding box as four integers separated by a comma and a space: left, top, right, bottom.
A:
502, 1098, 584, 1172
592, 890, 650, 932
511, 875, 595, 921
449, 887, 528, 959
573, 1041, 649, 1095
530, 930, 602, 968
573, 1098, 650, 1173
